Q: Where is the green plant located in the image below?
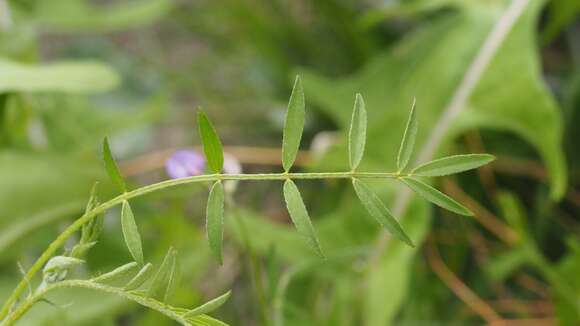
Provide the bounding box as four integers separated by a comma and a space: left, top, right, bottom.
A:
0, 76, 493, 325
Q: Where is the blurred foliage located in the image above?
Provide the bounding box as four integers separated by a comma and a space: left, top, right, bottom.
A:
0, 0, 579, 325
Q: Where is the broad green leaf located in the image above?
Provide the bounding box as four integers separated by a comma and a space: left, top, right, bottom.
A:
282, 179, 324, 257
396, 99, 417, 172
281, 75, 305, 172
352, 179, 413, 247
147, 247, 177, 300
411, 154, 495, 176
300, 1, 565, 201
348, 93, 367, 171
299, 2, 567, 324
92, 262, 138, 284
183, 291, 232, 317
206, 181, 225, 264
121, 201, 144, 265
401, 177, 472, 216
124, 262, 154, 291
198, 110, 224, 173
0, 59, 119, 93
102, 137, 127, 193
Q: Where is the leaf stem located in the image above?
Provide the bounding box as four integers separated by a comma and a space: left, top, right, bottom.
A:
0, 170, 403, 322
0, 280, 206, 326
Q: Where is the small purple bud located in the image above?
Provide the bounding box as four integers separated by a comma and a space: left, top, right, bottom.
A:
165, 150, 206, 179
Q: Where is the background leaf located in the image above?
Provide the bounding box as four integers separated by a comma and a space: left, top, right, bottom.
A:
102, 137, 127, 193
34, 0, 174, 33
198, 111, 224, 173
401, 177, 472, 216
206, 181, 225, 264
0, 59, 119, 94
348, 93, 367, 171
397, 99, 417, 172
282, 179, 324, 257
352, 179, 413, 247
281, 75, 305, 172
411, 154, 495, 176
121, 200, 144, 265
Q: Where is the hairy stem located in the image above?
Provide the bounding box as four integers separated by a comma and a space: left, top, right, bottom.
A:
1, 280, 198, 326
0, 170, 404, 322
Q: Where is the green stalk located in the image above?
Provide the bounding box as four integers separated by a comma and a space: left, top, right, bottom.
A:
0, 171, 404, 322
1, 280, 202, 326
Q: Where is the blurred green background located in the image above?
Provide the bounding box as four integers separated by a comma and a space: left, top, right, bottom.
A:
0, 0, 579, 325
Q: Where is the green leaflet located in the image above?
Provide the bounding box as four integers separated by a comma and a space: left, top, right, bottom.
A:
198, 110, 224, 173
401, 177, 472, 216
206, 181, 225, 264
69, 183, 104, 258
351, 179, 413, 247
281, 75, 305, 172
348, 93, 367, 171
78, 182, 103, 245
397, 99, 417, 172
124, 262, 154, 291
183, 291, 232, 317
164, 255, 180, 303
411, 154, 495, 177
0, 59, 119, 93
121, 201, 144, 265
102, 137, 127, 193
282, 179, 324, 257
84, 182, 100, 213
147, 247, 177, 300
91, 262, 138, 284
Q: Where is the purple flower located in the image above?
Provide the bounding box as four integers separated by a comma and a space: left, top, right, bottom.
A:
165, 150, 206, 179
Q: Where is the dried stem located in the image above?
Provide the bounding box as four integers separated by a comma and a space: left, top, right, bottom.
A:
426, 237, 503, 324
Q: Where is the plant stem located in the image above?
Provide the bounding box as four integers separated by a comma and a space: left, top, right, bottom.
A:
1, 280, 189, 326
0, 170, 404, 322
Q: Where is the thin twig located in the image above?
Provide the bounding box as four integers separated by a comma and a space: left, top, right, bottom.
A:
426, 237, 503, 324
